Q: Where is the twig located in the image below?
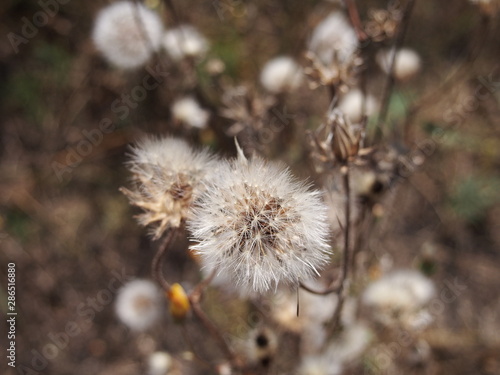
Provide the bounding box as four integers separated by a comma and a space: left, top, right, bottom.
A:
152, 229, 177, 291
327, 163, 351, 333
344, 0, 368, 42
375, 0, 417, 140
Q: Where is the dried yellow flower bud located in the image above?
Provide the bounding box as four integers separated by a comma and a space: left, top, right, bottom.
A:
167, 283, 190, 321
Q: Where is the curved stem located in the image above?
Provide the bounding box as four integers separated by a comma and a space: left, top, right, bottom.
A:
152, 229, 177, 291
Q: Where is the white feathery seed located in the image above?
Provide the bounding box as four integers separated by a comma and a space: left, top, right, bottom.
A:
92, 1, 164, 69
338, 89, 379, 123
162, 24, 209, 61
376, 48, 422, 81
115, 279, 162, 331
188, 152, 332, 295
308, 11, 359, 64
260, 56, 304, 94
171, 96, 210, 129
121, 136, 217, 239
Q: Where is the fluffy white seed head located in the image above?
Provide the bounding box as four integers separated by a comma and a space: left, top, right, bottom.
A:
338, 89, 379, 123
308, 11, 359, 64
376, 48, 422, 81
115, 279, 162, 331
259, 56, 304, 94
121, 136, 217, 239
92, 1, 163, 69
362, 270, 436, 327
171, 97, 210, 129
162, 25, 209, 61
147, 351, 173, 375
189, 153, 332, 295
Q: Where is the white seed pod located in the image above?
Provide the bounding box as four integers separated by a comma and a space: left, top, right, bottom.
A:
338, 89, 379, 124
162, 24, 209, 61
115, 279, 162, 331
188, 152, 332, 295
171, 96, 210, 129
92, 1, 164, 69
308, 11, 359, 64
376, 48, 422, 81
260, 56, 304, 94
121, 136, 217, 239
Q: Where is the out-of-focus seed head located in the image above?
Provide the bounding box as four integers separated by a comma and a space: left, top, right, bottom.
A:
92, 1, 163, 69
121, 136, 217, 239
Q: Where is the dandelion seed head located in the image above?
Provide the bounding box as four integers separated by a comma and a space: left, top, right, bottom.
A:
92, 1, 163, 69
147, 351, 173, 375
260, 56, 304, 93
189, 154, 332, 295
115, 279, 162, 331
376, 48, 422, 81
162, 25, 209, 61
308, 11, 359, 65
171, 96, 210, 129
338, 89, 379, 123
122, 136, 216, 239
362, 269, 436, 328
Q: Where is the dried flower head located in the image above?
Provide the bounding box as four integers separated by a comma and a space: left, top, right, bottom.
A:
115, 279, 162, 331
376, 48, 422, 82
162, 24, 209, 61
188, 151, 332, 295
121, 136, 216, 239
260, 56, 304, 94
171, 96, 210, 129
308, 11, 359, 64
364, 6, 402, 42
92, 1, 163, 69
304, 51, 363, 92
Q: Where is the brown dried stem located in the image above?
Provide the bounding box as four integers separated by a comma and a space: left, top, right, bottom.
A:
375, 0, 417, 139
152, 228, 177, 291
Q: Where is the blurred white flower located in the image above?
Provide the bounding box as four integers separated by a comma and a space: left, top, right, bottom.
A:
308, 11, 358, 64
147, 351, 173, 375
338, 89, 379, 123
260, 56, 303, 93
327, 323, 372, 364
92, 1, 163, 69
162, 25, 209, 61
362, 269, 436, 327
121, 136, 217, 239
189, 151, 332, 295
171, 96, 210, 129
376, 48, 422, 81
115, 279, 162, 331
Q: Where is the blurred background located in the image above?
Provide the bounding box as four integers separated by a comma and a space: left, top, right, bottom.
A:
0, 0, 499, 374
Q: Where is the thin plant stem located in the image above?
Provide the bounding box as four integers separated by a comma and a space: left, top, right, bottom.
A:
344, 0, 368, 42
375, 0, 417, 139
327, 163, 351, 334
152, 228, 177, 291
